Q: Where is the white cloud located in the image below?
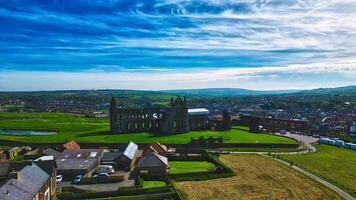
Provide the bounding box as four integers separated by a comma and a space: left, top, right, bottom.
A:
1, 59, 355, 91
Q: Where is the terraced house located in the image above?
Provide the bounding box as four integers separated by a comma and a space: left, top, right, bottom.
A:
0, 162, 56, 200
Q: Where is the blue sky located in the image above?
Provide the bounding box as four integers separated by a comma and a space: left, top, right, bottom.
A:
0, 0, 355, 91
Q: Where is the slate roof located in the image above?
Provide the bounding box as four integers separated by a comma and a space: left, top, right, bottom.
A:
137, 153, 168, 168
0, 163, 49, 200
101, 152, 122, 162
43, 148, 62, 158
61, 149, 102, 159
0, 162, 9, 177
34, 159, 56, 176
56, 158, 97, 170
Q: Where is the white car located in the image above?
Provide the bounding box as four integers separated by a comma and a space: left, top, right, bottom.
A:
56, 175, 63, 183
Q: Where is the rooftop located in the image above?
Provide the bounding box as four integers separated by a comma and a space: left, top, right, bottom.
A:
122, 142, 138, 160
0, 163, 49, 200
56, 158, 97, 170
188, 108, 210, 116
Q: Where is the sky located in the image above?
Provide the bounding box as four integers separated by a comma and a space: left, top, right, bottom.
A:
0, 0, 356, 91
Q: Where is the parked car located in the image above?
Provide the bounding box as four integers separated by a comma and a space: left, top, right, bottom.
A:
56, 175, 63, 183
72, 175, 82, 184
93, 172, 109, 178
98, 165, 115, 174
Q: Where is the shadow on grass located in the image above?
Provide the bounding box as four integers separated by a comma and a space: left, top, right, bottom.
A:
77, 131, 111, 137
77, 130, 188, 139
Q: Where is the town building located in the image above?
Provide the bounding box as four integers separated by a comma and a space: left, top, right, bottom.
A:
136, 152, 168, 177
0, 162, 56, 200
239, 115, 309, 132
116, 142, 138, 171
142, 142, 168, 157
188, 108, 210, 130
349, 122, 356, 138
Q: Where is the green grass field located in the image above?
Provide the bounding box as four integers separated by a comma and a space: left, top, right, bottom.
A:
0, 112, 296, 144
280, 144, 356, 198
169, 161, 215, 174
142, 181, 167, 188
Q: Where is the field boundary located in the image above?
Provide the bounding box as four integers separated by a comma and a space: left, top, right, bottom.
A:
0, 138, 299, 150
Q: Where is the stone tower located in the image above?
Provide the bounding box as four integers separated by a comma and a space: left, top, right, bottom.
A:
159, 96, 189, 134
222, 110, 232, 130
110, 97, 118, 133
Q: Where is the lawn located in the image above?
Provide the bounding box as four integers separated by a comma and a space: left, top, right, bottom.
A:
169, 161, 215, 174
0, 112, 296, 144
280, 144, 356, 198
175, 154, 343, 200
142, 181, 167, 188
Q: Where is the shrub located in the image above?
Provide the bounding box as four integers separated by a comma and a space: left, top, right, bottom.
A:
58, 186, 176, 200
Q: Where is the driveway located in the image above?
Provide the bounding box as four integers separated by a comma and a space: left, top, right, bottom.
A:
74, 179, 135, 192
58, 180, 135, 192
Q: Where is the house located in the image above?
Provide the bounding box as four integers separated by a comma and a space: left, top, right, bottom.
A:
0, 162, 55, 200
6, 147, 21, 159
136, 153, 168, 176
23, 148, 43, 160
63, 140, 80, 151
142, 142, 168, 157
54, 149, 103, 180
117, 142, 138, 170
100, 152, 122, 170
43, 148, 62, 158
34, 157, 57, 200
0, 161, 10, 180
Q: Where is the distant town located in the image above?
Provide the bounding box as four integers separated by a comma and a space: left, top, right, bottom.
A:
1, 86, 355, 142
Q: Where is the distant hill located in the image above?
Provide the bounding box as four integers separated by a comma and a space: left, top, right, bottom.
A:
297, 85, 356, 95
160, 88, 300, 96
0, 85, 354, 97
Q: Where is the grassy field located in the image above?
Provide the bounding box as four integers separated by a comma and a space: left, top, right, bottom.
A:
280, 144, 356, 198
169, 161, 215, 174
0, 112, 296, 144
175, 154, 343, 200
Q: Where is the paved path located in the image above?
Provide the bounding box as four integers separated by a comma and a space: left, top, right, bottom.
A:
74, 180, 135, 192
271, 156, 355, 200
59, 180, 135, 192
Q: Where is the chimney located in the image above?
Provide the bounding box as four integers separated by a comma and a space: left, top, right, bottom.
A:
9, 172, 20, 180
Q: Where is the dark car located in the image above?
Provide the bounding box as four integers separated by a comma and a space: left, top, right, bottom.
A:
72, 175, 83, 184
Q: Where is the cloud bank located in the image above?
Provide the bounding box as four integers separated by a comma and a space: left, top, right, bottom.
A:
0, 0, 355, 90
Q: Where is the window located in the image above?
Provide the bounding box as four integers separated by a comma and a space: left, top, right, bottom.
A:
44, 187, 50, 200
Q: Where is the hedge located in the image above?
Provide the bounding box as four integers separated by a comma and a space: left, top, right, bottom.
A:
58, 186, 177, 200
79, 175, 124, 185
